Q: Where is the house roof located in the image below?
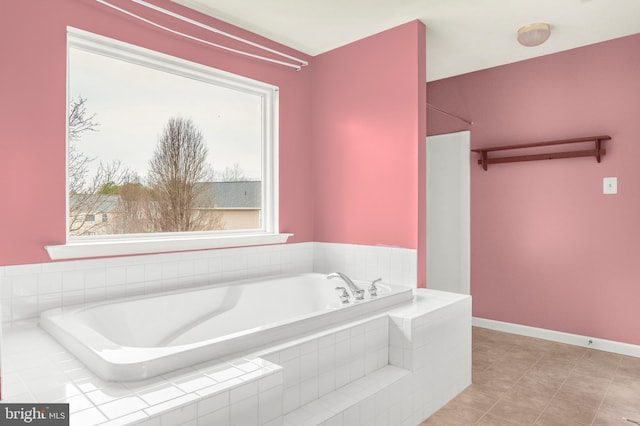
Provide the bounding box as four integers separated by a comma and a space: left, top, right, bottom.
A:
69, 193, 120, 213
196, 181, 261, 209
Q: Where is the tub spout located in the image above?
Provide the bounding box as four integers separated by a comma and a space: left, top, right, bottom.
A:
327, 272, 365, 300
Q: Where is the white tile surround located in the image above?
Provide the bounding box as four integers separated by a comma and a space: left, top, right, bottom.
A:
2, 291, 470, 426
0, 242, 472, 426
0, 242, 416, 324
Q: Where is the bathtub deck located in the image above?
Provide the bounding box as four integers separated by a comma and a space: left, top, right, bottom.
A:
1, 323, 284, 425
1, 288, 471, 426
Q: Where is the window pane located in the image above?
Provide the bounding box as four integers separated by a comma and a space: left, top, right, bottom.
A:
68, 41, 267, 238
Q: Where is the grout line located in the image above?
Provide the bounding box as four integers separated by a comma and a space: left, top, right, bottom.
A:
473, 339, 541, 424
473, 393, 500, 425
505, 341, 548, 425
436, 328, 640, 425
478, 331, 589, 425
590, 356, 620, 425
462, 328, 640, 426
590, 376, 615, 425
531, 346, 591, 425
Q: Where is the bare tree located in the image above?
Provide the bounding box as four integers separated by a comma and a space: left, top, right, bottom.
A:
147, 117, 221, 232
68, 96, 109, 235
111, 179, 153, 234
69, 96, 99, 142
67, 96, 132, 236
220, 163, 250, 182
68, 96, 99, 197
68, 161, 126, 235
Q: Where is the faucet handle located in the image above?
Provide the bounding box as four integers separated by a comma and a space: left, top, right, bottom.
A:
369, 278, 382, 297
335, 287, 350, 304
353, 288, 365, 301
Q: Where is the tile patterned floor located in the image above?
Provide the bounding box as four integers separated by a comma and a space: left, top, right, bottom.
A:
421, 327, 640, 425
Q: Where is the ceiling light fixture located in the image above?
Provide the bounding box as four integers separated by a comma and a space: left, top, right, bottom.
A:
517, 23, 551, 47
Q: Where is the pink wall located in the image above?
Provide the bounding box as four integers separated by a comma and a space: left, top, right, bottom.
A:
311, 21, 427, 278
427, 34, 640, 344
1, 2, 426, 276
0, 0, 314, 265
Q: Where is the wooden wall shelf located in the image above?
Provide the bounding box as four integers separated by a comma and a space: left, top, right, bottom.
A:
471, 135, 611, 170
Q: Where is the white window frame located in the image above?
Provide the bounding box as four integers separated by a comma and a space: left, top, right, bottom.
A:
45, 28, 291, 260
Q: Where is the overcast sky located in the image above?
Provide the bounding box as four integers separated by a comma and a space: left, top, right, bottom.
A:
69, 47, 262, 183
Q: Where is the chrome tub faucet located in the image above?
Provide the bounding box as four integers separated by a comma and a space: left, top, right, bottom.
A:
369, 278, 382, 297
327, 272, 365, 300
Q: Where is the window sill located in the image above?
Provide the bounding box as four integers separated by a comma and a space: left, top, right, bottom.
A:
44, 233, 293, 260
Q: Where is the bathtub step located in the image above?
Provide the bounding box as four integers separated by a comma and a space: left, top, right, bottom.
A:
283, 365, 411, 426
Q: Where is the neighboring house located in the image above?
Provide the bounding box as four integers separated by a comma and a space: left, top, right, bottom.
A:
195, 181, 261, 230
68, 182, 261, 236
68, 194, 120, 236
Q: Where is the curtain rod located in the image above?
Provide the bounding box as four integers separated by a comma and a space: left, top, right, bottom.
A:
427, 103, 473, 125
96, 0, 308, 70
131, 0, 308, 67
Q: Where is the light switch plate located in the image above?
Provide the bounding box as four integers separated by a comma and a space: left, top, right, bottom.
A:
603, 177, 617, 194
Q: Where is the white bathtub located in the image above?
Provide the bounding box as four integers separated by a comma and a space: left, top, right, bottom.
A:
40, 273, 412, 381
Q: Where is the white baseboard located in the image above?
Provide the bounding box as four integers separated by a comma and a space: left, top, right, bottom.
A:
473, 317, 640, 358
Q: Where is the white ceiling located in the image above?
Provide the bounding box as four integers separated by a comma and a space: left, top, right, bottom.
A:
172, 0, 640, 81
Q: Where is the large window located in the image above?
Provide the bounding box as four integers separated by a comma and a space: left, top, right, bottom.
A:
54, 28, 284, 258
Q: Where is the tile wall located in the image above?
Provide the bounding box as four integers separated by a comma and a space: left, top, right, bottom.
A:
313, 243, 416, 287
0, 242, 417, 324
0, 243, 312, 324
388, 290, 473, 422
259, 316, 389, 415
0, 241, 429, 425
